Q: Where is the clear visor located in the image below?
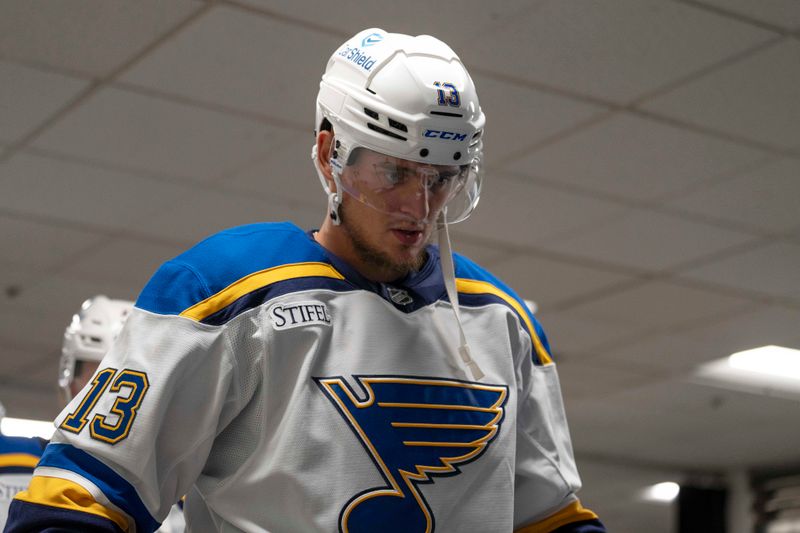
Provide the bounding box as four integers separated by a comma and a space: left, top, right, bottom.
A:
338, 147, 482, 224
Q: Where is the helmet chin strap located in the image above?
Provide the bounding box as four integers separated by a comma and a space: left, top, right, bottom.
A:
312, 143, 343, 226
315, 141, 483, 381
327, 189, 342, 226
438, 211, 484, 381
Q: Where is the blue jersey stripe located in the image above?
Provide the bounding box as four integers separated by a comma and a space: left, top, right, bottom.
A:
0, 435, 48, 456
38, 443, 160, 532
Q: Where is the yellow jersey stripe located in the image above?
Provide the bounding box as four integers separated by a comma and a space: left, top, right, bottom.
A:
0, 453, 40, 469
14, 475, 130, 532
515, 500, 599, 532
180, 262, 345, 321
456, 278, 553, 365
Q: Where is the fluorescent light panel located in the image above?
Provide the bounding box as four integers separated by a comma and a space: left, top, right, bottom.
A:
728, 345, 800, 380
693, 345, 800, 399
1, 417, 55, 439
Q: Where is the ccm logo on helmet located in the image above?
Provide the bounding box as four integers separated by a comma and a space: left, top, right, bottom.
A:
424, 129, 467, 141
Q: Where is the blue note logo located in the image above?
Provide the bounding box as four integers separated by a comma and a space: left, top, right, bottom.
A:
314, 375, 508, 533
361, 33, 384, 47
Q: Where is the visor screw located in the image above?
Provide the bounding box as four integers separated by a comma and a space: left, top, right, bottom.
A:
453, 151, 462, 161
335, 140, 341, 149
420, 148, 429, 157
332, 150, 338, 159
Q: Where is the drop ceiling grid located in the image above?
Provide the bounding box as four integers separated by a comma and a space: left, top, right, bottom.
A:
0, 5, 799, 519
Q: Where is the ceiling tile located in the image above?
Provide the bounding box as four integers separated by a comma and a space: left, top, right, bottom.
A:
604, 304, 800, 372
0, 345, 52, 379
643, 41, 800, 150
239, 1, 534, 51
0, 0, 201, 76
0, 264, 43, 297
489, 253, 634, 309
32, 87, 283, 181
666, 157, 800, 233
61, 238, 188, 290
568, 379, 800, 469
134, 189, 320, 244
0, 61, 88, 144
535, 310, 644, 356
504, 113, 767, 201
458, 0, 774, 103
120, 5, 342, 125
0, 304, 67, 355
0, 215, 106, 272
542, 208, 754, 271
557, 358, 661, 402
601, 331, 719, 375
453, 174, 626, 249
469, 74, 605, 166
0, 152, 197, 231
680, 241, 800, 300
565, 280, 755, 330
695, 0, 800, 30
13, 273, 140, 322
222, 132, 325, 211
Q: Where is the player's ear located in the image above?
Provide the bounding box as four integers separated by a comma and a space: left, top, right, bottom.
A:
316, 129, 337, 192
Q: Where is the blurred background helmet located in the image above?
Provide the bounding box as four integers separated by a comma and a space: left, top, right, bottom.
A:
59, 296, 133, 399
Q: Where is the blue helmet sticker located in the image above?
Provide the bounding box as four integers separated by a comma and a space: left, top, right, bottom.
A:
361, 33, 384, 47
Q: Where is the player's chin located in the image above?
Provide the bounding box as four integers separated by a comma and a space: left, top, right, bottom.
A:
392, 245, 427, 271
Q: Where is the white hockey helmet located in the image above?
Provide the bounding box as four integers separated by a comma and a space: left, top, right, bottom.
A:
59, 296, 133, 398
313, 28, 486, 225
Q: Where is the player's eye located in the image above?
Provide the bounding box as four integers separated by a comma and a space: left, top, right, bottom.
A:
377, 165, 410, 186
430, 167, 466, 191
428, 173, 452, 191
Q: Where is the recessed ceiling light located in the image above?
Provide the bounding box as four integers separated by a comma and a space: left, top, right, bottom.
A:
642, 481, 680, 503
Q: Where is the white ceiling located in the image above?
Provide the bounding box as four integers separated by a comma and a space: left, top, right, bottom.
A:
2, 1, 799, 530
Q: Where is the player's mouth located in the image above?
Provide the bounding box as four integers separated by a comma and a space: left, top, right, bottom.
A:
391, 228, 425, 246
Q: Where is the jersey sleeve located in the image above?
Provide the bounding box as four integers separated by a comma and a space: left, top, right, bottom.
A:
512, 316, 606, 532
6, 262, 256, 533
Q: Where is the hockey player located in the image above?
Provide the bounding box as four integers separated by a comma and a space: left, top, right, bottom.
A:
6, 28, 604, 532
0, 402, 47, 529
57, 296, 185, 533
58, 296, 135, 403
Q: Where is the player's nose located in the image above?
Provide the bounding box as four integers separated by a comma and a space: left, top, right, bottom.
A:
395, 176, 432, 220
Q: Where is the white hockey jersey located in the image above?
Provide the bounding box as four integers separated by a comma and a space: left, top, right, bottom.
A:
0, 434, 46, 529
7, 222, 603, 532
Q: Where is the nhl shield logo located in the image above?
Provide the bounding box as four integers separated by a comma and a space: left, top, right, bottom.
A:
387, 287, 413, 306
